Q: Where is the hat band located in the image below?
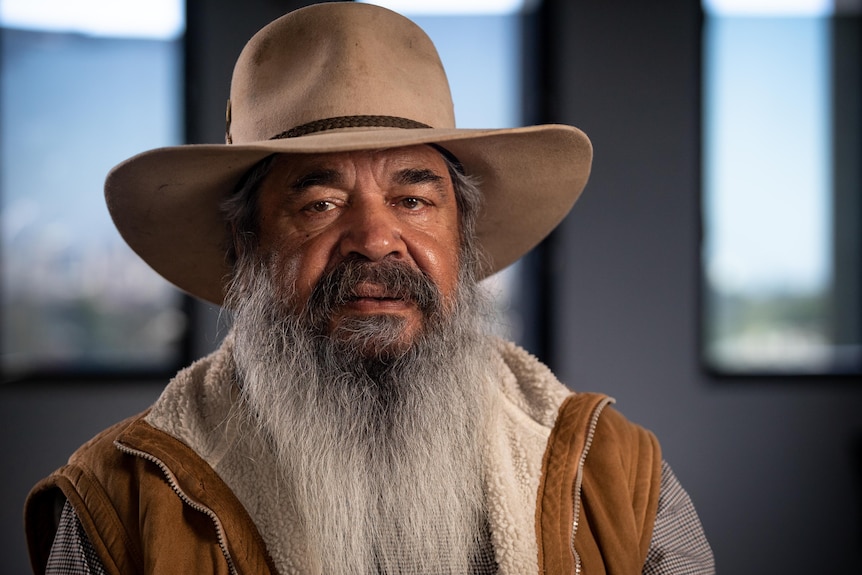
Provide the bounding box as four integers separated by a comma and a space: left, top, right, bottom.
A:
272, 115, 432, 139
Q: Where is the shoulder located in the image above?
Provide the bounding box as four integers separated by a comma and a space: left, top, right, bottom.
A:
593, 404, 661, 462
547, 393, 661, 477
25, 412, 150, 575
28, 411, 162, 511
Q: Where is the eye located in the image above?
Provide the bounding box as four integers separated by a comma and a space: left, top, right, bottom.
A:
399, 197, 427, 210
305, 200, 336, 213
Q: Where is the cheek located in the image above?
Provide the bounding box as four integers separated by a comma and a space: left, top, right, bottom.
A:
412, 228, 462, 303
427, 245, 460, 294
265, 240, 328, 307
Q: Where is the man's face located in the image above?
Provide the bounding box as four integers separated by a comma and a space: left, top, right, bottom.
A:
255, 145, 462, 350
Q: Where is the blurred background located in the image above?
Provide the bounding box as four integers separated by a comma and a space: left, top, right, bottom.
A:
2, 0, 861, 572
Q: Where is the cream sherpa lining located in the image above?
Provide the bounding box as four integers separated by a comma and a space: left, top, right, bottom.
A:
145, 336, 572, 575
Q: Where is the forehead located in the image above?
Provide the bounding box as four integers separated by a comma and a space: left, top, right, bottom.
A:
267, 145, 451, 178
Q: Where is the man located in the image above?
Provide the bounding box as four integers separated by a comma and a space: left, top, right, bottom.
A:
25, 3, 714, 574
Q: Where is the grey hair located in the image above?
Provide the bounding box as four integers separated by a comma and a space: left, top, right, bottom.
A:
220, 149, 485, 273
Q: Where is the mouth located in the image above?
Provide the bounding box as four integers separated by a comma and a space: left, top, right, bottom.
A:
349, 282, 406, 300
341, 282, 413, 312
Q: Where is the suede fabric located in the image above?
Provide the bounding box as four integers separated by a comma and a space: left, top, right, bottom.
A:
537, 394, 662, 575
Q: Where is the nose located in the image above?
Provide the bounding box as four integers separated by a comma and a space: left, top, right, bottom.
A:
338, 200, 407, 261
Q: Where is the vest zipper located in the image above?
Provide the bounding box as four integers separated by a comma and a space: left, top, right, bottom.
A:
113, 440, 239, 575
569, 396, 615, 575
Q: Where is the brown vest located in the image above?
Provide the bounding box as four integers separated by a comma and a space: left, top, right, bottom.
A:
26, 393, 660, 575
536, 393, 662, 575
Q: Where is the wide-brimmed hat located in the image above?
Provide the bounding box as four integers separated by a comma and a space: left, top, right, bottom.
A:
105, 2, 592, 306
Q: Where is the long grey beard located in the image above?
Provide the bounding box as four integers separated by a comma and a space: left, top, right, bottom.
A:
227, 261, 495, 575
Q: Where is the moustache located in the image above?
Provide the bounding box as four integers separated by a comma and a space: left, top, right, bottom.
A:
305, 257, 442, 320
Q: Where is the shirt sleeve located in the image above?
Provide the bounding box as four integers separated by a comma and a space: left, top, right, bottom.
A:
642, 460, 715, 575
44, 500, 109, 575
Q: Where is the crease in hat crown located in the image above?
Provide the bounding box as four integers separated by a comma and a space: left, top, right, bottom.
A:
226, 2, 456, 146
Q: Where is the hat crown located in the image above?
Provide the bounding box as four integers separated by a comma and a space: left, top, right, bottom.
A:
228, 2, 456, 144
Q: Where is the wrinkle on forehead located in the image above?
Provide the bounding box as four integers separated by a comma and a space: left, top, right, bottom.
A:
267, 145, 453, 189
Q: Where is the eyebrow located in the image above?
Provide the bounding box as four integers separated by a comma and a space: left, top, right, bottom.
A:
290, 168, 342, 191
393, 168, 446, 188
286, 166, 447, 195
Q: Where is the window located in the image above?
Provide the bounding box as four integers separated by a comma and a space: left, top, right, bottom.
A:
701, 0, 862, 374
1, 0, 186, 379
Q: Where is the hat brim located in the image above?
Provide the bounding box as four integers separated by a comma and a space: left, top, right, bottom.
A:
105, 124, 592, 306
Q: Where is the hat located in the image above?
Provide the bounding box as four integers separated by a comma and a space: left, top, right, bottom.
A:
105, 2, 592, 306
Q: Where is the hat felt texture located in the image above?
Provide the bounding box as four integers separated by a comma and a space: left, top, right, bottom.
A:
105, 2, 593, 305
